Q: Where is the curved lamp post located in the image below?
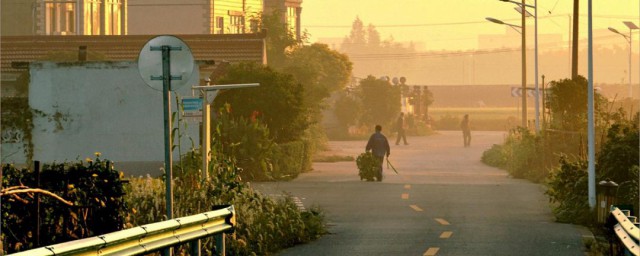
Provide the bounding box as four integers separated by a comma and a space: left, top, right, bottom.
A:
608, 22, 639, 98
498, 0, 540, 132
486, 16, 527, 128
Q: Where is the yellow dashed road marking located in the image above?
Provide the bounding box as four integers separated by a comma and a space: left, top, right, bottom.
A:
435, 218, 450, 226
423, 247, 439, 256
440, 231, 453, 239
410, 205, 423, 212
404, 184, 411, 189
401, 193, 409, 199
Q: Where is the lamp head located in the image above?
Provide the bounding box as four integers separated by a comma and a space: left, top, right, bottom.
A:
608, 27, 620, 34
486, 17, 504, 25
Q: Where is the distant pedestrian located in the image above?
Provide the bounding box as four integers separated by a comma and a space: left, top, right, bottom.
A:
366, 125, 391, 181
395, 112, 409, 145
461, 114, 471, 147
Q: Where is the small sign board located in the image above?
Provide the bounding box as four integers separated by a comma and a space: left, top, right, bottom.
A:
137, 35, 195, 91
182, 97, 203, 117
511, 87, 536, 97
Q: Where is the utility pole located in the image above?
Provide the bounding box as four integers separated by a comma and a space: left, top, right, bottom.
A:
521, 0, 527, 128
571, 0, 579, 79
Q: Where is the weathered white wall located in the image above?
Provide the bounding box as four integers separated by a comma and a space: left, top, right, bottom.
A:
28, 61, 200, 175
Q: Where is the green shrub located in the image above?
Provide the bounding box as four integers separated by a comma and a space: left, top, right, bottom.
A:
481, 128, 547, 182
481, 144, 508, 169
504, 128, 546, 181
213, 106, 276, 181
272, 141, 306, 180
596, 116, 639, 214
545, 157, 592, 224
2, 155, 128, 253
125, 155, 326, 255
272, 139, 315, 180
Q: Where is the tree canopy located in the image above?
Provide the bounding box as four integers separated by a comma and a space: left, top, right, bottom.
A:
358, 76, 401, 127
212, 62, 308, 143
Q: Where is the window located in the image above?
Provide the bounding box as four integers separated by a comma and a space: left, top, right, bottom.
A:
229, 15, 244, 34
84, 0, 102, 35
286, 6, 296, 34
216, 16, 224, 34
45, 1, 77, 35
104, 0, 123, 35
91, 1, 101, 35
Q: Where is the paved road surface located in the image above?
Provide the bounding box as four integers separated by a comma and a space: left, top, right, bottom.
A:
253, 131, 587, 256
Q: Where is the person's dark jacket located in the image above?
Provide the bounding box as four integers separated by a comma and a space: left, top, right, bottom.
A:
366, 132, 391, 157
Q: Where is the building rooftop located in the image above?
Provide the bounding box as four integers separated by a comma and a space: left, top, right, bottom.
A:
1, 32, 267, 80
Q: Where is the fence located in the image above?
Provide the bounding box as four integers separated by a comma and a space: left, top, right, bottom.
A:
7, 205, 235, 256
611, 206, 640, 256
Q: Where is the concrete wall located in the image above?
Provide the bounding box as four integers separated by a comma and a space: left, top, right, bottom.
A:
27, 61, 200, 176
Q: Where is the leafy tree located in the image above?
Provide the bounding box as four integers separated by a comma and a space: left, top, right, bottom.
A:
212, 62, 308, 143
547, 76, 606, 131
357, 76, 401, 127
285, 43, 353, 116
259, 12, 352, 144
334, 91, 363, 130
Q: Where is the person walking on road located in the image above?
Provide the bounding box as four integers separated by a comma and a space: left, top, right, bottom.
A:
366, 125, 391, 181
461, 114, 471, 147
395, 112, 409, 145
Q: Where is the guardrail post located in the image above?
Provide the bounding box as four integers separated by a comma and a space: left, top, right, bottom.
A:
190, 240, 201, 256
215, 234, 225, 256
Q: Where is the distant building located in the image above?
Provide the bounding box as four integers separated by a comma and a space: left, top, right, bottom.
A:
127, 0, 263, 35
1, 0, 128, 36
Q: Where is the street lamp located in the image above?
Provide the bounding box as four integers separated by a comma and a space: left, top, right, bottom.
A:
499, 0, 540, 132
486, 13, 527, 128
485, 17, 521, 30
608, 21, 639, 98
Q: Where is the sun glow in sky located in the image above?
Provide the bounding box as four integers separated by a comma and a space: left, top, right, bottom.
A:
302, 0, 640, 51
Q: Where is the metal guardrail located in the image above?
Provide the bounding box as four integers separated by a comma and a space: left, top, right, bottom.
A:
8, 205, 235, 256
611, 206, 640, 256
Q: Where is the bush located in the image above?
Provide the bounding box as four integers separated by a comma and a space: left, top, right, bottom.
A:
481, 144, 508, 169
596, 116, 639, 215
545, 157, 592, 224
272, 140, 310, 180
125, 154, 326, 255
2, 155, 128, 253
481, 128, 547, 182
211, 106, 276, 181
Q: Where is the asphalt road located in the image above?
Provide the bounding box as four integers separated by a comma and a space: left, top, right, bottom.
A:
253, 131, 587, 256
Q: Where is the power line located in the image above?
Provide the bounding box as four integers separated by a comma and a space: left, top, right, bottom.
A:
305, 14, 637, 29
344, 34, 624, 61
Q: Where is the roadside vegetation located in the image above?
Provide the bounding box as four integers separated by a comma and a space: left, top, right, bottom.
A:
481, 76, 639, 227
1, 10, 351, 255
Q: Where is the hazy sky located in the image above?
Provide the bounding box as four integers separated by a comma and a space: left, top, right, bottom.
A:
302, 0, 640, 51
